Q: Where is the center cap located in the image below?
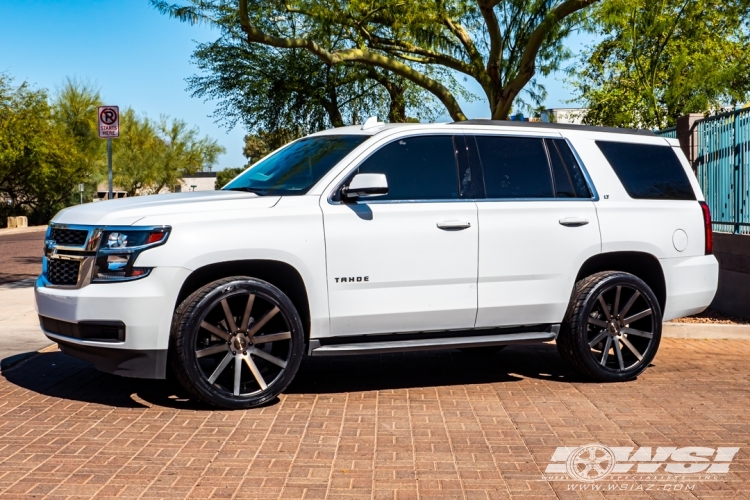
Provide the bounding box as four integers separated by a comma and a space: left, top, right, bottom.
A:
233, 335, 249, 352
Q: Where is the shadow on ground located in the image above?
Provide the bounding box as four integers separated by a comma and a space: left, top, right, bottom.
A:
2, 344, 586, 411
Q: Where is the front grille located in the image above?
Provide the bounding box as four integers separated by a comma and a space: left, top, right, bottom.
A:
47, 259, 81, 285
49, 227, 88, 246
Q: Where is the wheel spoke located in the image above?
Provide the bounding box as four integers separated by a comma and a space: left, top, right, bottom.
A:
621, 327, 653, 339
613, 339, 625, 370
588, 317, 608, 328
252, 332, 291, 344
201, 321, 230, 342
620, 336, 643, 361
196, 343, 229, 358
233, 353, 242, 396
623, 308, 652, 325
588, 330, 609, 347
239, 294, 256, 332
242, 353, 267, 390
250, 347, 287, 368
613, 286, 622, 317
207, 351, 234, 384
247, 306, 280, 338
221, 299, 238, 333
618, 291, 641, 320
598, 295, 612, 320
600, 337, 612, 366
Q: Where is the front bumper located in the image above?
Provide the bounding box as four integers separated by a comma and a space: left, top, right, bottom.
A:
35, 266, 191, 379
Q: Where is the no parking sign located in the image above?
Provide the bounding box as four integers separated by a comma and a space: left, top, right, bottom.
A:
98, 106, 119, 138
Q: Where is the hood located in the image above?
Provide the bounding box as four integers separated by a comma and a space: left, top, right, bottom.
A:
52, 191, 281, 226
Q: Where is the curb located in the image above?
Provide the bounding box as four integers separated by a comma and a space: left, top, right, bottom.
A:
0, 344, 56, 374
663, 322, 750, 339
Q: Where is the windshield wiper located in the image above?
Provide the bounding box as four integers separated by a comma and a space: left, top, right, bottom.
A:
225, 187, 269, 195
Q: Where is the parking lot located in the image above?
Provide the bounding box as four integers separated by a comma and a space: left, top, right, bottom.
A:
1, 230, 749, 499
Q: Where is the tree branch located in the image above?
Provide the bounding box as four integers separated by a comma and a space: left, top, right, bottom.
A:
238, 0, 467, 120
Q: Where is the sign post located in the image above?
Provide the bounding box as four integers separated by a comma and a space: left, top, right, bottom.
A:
97, 106, 119, 200
79, 183, 84, 204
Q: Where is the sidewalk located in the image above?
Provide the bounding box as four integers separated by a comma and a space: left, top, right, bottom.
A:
0, 279, 52, 363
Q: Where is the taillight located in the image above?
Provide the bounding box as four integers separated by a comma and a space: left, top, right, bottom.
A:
699, 201, 713, 255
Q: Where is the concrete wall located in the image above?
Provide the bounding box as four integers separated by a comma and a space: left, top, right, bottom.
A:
710, 233, 750, 317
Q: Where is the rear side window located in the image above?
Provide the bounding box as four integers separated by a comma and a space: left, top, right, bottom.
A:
546, 139, 591, 198
356, 135, 460, 200
596, 141, 695, 200
473, 136, 554, 198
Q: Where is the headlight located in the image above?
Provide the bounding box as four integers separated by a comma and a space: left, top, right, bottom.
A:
93, 227, 170, 282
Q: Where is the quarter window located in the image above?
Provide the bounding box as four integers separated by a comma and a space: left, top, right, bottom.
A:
546, 139, 591, 198
356, 135, 460, 200
473, 136, 554, 198
596, 141, 695, 200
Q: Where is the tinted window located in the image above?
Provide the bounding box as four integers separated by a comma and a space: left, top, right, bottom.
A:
224, 135, 367, 195
474, 136, 554, 198
356, 136, 460, 200
546, 139, 591, 198
596, 141, 695, 200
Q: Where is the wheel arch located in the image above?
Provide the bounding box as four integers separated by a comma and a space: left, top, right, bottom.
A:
175, 260, 311, 341
575, 252, 666, 313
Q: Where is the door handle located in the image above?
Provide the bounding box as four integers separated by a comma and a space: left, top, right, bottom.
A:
437, 221, 471, 230
559, 217, 589, 227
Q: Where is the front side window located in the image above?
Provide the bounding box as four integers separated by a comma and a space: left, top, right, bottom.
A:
596, 141, 695, 200
224, 135, 367, 195
473, 136, 554, 198
355, 135, 460, 201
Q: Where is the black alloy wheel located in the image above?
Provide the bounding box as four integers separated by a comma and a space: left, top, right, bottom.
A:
170, 277, 304, 409
557, 271, 662, 382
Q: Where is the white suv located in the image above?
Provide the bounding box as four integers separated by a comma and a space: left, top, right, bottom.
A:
36, 119, 718, 409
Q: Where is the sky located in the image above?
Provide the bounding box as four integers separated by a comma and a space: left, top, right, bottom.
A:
0, 0, 592, 171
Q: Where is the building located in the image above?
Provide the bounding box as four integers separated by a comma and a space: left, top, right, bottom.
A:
540, 108, 589, 125
177, 171, 217, 192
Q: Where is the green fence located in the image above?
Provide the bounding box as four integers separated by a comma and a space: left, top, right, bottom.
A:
657, 109, 750, 234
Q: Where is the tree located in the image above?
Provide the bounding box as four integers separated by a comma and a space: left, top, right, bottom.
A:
51, 78, 104, 201
113, 110, 225, 196
0, 75, 88, 225
157, 1, 460, 146
153, 0, 597, 121
574, 0, 750, 129
216, 167, 244, 188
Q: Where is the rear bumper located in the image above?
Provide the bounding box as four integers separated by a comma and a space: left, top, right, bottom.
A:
661, 254, 719, 321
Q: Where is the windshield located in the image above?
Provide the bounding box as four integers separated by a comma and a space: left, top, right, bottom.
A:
223, 135, 368, 195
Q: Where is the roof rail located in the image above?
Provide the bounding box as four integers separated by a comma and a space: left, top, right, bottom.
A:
450, 119, 656, 137
361, 116, 385, 130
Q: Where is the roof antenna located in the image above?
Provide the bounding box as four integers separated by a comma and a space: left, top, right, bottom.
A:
361, 116, 384, 130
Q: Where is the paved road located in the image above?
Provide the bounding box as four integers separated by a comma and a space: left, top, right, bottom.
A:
0, 339, 748, 499
0, 228, 50, 363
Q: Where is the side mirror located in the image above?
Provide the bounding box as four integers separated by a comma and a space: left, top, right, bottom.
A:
342, 173, 388, 199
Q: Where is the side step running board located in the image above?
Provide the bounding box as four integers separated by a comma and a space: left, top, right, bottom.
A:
310, 328, 558, 357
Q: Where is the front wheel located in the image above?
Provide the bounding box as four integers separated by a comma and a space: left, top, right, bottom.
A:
170, 277, 305, 409
557, 271, 662, 382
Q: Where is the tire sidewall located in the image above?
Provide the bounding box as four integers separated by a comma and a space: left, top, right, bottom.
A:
572, 273, 662, 382
175, 277, 305, 409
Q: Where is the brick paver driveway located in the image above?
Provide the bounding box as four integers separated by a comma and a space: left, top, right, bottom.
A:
1, 339, 748, 499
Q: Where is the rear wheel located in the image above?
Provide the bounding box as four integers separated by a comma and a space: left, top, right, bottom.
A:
170, 277, 304, 409
557, 271, 661, 382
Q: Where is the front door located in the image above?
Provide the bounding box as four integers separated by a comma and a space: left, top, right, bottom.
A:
469, 134, 602, 327
321, 134, 478, 337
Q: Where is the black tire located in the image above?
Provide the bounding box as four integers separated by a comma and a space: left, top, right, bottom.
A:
557, 271, 662, 382
170, 276, 305, 409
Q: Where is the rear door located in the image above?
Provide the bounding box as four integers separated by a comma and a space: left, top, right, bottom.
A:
469, 134, 602, 327
321, 134, 479, 337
